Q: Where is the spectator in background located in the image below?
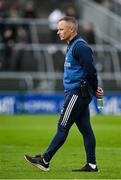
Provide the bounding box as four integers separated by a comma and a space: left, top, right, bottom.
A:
65, 6, 79, 20
8, 2, 19, 19
9, 26, 28, 71
23, 1, 37, 19
0, 2, 19, 43
0, 0, 3, 8
80, 22, 96, 44
22, 1, 37, 43
2, 27, 16, 70
48, 8, 65, 43
5, 2, 19, 41
1, 2, 20, 71
0, 0, 5, 43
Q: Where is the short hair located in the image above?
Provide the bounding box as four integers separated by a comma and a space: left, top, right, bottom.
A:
58, 16, 78, 30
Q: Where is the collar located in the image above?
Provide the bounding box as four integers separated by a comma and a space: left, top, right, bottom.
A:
68, 35, 80, 46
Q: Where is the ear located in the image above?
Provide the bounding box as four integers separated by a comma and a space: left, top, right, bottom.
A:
70, 24, 75, 32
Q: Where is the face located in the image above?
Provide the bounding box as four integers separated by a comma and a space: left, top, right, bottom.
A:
57, 20, 73, 41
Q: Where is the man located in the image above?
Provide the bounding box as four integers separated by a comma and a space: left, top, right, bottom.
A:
24, 16, 103, 172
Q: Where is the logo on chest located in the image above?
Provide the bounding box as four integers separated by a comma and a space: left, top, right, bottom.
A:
64, 57, 71, 67
64, 61, 71, 67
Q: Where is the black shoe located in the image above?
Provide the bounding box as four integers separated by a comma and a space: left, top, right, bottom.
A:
24, 154, 49, 171
72, 163, 98, 172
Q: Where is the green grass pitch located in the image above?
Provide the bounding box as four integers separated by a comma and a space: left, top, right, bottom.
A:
0, 114, 121, 179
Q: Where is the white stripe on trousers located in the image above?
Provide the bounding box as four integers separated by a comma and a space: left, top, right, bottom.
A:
61, 94, 78, 127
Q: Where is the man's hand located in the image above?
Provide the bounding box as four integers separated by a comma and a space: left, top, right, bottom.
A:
95, 87, 104, 99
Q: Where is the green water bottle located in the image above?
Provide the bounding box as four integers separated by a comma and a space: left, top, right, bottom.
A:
97, 98, 103, 109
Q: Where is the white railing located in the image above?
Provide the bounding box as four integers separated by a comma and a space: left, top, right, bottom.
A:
0, 43, 121, 92
0, 71, 121, 93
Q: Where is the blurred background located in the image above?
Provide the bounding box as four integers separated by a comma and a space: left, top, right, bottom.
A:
0, 0, 121, 114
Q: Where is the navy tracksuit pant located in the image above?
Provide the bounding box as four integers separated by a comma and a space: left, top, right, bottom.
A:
43, 89, 96, 164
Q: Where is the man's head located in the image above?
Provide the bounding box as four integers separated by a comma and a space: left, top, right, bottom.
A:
57, 16, 78, 43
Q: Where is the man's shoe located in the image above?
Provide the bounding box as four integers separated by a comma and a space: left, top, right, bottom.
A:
24, 154, 49, 171
72, 163, 98, 172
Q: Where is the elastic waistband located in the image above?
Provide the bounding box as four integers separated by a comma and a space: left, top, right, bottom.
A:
65, 88, 81, 95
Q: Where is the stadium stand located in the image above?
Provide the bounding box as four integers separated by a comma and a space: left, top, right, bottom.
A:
0, 0, 121, 93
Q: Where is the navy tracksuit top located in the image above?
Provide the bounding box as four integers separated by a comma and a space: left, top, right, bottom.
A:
64, 35, 98, 98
